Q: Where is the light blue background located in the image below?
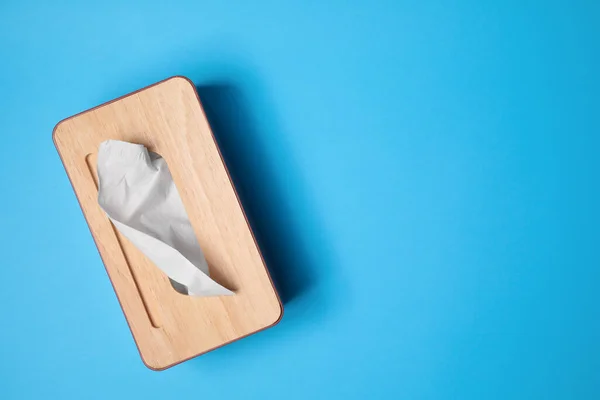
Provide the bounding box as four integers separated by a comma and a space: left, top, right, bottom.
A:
1, 1, 598, 399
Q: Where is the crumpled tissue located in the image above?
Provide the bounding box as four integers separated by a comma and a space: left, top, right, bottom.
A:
96, 139, 233, 296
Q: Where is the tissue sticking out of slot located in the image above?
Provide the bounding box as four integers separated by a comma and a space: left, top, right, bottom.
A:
96, 139, 233, 297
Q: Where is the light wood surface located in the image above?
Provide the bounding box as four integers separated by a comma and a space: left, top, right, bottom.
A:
53, 76, 283, 370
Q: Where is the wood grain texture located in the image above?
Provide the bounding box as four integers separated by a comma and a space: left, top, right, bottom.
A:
53, 76, 283, 370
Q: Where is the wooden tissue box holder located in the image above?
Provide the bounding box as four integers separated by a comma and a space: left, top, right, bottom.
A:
53, 76, 283, 370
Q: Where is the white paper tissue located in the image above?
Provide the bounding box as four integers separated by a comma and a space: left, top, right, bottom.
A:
96, 139, 233, 296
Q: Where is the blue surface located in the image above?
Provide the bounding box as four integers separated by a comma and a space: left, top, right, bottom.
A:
1, 1, 599, 399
